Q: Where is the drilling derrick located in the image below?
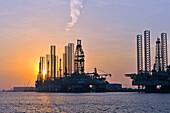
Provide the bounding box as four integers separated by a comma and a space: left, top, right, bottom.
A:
137, 35, 143, 74
144, 30, 151, 73
161, 33, 168, 71
74, 40, 85, 74
154, 38, 161, 72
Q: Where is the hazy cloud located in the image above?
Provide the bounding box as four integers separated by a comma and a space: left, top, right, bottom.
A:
66, 0, 84, 31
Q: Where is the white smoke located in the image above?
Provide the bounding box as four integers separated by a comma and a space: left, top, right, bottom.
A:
66, 0, 84, 31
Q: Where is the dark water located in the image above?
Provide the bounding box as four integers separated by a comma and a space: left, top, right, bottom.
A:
0, 92, 170, 113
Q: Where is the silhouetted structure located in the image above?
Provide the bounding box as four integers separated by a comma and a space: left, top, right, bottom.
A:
39, 57, 45, 81
137, 35, 143, 74
144, 30, 151, 73
35, 40, 112, 92
63, 43, 74, 75
161, 33, 168, 71
59, 58, 62, 78
51, 45, 56, 80
45, 54, 50, 81
37, 57, 43, 81
74, 40, 85, 74
56, 56, 59, 77
63, 46, 68, 75
154, 38, 161, 71
68, 43, 74, 74
125, 31, 170, 93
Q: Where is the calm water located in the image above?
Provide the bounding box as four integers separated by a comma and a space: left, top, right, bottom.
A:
0, 92, 170, 113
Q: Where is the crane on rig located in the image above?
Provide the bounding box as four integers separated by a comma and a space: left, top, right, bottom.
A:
87, 68, 111, 79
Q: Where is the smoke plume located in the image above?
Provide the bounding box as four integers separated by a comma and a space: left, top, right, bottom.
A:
66, 0, 84, 31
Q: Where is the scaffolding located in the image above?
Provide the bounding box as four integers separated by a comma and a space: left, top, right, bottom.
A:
74, 40, 85, 74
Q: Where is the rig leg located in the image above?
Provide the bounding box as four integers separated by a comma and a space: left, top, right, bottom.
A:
138, 85, 140, 93
141, 85, 144, 93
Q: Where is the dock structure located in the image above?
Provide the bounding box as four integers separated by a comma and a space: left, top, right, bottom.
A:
125, 31, 170, 93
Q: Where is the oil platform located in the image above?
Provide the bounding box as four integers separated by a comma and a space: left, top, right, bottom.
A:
35, 40, 112, 92
125, 30, 170, 93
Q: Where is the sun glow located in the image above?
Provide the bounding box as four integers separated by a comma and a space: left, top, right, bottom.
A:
43, 66, 46, 76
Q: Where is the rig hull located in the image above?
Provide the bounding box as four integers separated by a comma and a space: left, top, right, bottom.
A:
125, 70, 170, 93
36, 74, 109, 92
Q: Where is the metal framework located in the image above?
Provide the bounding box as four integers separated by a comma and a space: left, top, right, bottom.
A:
68, 43, 74, 74
51, 45, 56, 80
45, 54, 50, 81
63, 46, 68, 75
154, 38, 161, 72
161, 33, 168, 71
74, 40, 85, 74
125, 31, 170, 93
144, 30, 151, 73
37, 57, 42, 81
137, 35, 143, 74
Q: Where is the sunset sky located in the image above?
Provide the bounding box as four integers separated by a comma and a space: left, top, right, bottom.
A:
1, 0, 170, 90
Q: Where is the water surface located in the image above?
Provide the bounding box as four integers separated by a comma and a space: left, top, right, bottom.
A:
0, 92, 169, 112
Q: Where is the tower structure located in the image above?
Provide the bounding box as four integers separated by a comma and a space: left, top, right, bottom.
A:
63, 43, 74, 75
37, 57, 43, 81
63, 53, 66, 74
68, 43, 74, 74
161, 33, 168, 71
41, 57, 45, 78
137, 35, 143, 74
144, 30, 151, 73
45, 54, 50, 81
63, 46, 68, 75
154, 38, 161, 72
56, 56, 59, 78
74, 40, 85, 74
59, 58, 62, 78
51, 45, 56, 80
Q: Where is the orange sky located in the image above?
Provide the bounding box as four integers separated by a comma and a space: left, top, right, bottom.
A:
0, 27, 134, 90
1, 0, 170, 90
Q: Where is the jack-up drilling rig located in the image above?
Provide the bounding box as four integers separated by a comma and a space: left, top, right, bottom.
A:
125, 32, 170, 93
36, 40, 112, 92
